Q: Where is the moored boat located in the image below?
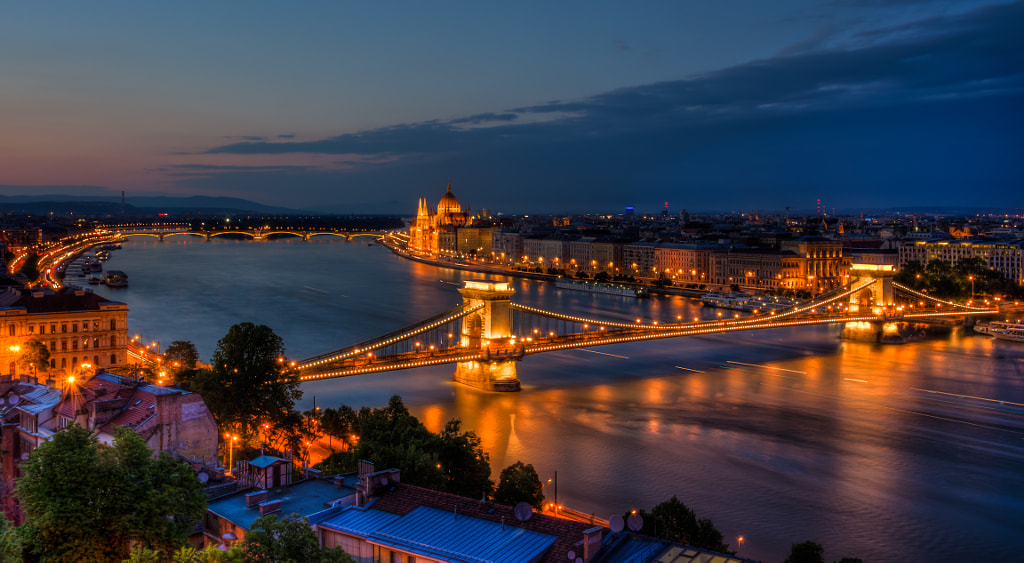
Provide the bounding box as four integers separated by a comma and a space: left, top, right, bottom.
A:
103, 270, 128, 288
556, 278, 648, 298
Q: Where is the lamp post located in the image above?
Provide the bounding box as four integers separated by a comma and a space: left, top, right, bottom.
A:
969, 275, 975, 301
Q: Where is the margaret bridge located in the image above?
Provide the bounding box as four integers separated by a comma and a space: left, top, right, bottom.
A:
108, 226, 384, 242
294, 269, 999, 392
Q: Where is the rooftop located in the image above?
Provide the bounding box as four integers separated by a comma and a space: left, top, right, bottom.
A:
321, 505, 558, 563
207, 477, 357, 531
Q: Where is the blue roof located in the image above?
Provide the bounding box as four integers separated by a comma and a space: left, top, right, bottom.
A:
207, 478, 356, 531
248, 455, 287, 468
318, 506, 400, 537
364, 505, 557, 563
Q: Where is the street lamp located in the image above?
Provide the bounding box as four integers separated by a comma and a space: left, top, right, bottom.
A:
969, 275, 975, 301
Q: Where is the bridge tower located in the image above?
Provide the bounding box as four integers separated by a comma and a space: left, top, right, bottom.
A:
847, 264, 896, 313
454, 280, 521, 392
844, 264, 904, 343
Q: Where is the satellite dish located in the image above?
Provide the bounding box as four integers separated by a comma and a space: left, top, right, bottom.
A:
8, 396, 19, 405
197, 472, 209, 484
627, 512, 643, 532
576, 559, 583, 563
514, 502, 533, 522
608, 514, 625, 533
567, 550, 575, 560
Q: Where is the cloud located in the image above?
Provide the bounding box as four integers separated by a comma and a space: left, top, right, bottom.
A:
276, 134, 295, 139
182, 2, 1024, 212
613, 38, 630, 52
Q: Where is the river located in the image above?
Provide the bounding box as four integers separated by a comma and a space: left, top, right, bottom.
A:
72, 238, 1024, 562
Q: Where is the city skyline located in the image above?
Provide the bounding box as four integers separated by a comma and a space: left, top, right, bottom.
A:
2, 1, 1022, 213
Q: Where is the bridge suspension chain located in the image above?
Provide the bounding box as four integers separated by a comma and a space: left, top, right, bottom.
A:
296, 303, 483, 370
892, 282, 991, 311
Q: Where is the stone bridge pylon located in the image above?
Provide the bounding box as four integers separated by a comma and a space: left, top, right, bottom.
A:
454, 281, 522, 391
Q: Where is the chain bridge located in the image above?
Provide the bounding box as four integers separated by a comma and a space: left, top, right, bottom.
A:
295, 269, 998, 392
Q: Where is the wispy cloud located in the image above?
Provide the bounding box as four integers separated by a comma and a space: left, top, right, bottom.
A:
181, 3, 1024, 212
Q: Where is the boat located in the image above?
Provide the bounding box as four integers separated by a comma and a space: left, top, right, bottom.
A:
103, 270, 128, 288
976, 321, 1024, 343
699, 292, 752, 310
700, 292, 799, 313
87, 275, 102, 285
556, 278, 649, 298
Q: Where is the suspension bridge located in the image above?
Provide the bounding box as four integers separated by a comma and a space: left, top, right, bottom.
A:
295, 267, 999, 391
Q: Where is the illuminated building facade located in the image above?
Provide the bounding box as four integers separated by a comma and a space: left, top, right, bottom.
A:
0, 286, 128, 379
899, 238, 1024, 284
408, 181, 473, 255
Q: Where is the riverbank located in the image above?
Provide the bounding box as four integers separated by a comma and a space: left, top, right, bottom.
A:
380, 234, 709, 298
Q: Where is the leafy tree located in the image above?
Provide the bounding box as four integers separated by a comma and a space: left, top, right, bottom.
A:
164, 340, 200, 384
17, 339, 50, 376
126, 544, 243, 562
189, 323, 301, 434
242, 514, 354, 563
17, 252, 39, 282
437, 419, 493, 499
16, 425, 206, 561
0, 518, 22, 562
624, 496, 728, 552
321, 405, 358, 448
493, 461, 544, 509
785, 540, 825, 563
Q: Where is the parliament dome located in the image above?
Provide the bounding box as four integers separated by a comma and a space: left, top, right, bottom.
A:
437, 181, 461, 215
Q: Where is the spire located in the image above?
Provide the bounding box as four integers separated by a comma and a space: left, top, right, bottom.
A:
447, 178, 452, 194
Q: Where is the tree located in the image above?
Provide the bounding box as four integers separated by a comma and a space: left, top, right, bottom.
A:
0, 518, 22, 563
785, 540, 825, 563
624, 496, 728, 553
242, 513, 354, 563
17, 339, 49, 376
437, 419, 493, 499
164, 340, 200, 384
189, 323, 301, 434
15, 425, 206, 561
493, 461, 544, 509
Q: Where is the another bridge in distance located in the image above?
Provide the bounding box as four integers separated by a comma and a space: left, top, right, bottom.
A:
107, 226, 385, 242
295, 271, 998, 392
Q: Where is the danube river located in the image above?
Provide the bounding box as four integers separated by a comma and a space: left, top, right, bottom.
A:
78, 238, 1024, 562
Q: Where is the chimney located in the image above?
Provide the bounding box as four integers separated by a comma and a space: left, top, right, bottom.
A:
358, 459, 374, 478
583, 526, 603, 562
305, 468, 322, 479
245, 490, 269, 508
258, 499, 281, 516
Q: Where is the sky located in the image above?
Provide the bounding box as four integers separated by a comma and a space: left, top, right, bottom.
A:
1, 1, 1022, 214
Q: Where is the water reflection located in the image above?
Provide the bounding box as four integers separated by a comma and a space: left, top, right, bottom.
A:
105, 239, 1024, 562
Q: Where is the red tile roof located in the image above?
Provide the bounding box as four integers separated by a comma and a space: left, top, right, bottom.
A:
12, 287, 117, 314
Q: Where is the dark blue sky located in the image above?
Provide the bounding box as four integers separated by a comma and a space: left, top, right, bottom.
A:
2, 1, 1021, 213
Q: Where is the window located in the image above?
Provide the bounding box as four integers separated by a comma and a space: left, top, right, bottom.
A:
62, 323, 67, 333
72, 357, 77, 367
72, 340, 78, 351
109, 320, 116, 331
109, 354, 117, 365
93, 321, 99, 331
72, 323, 77, 333
93, 338, 99, 349
82, 322, 89, 332
61, 340, 67, 351
60, 358, 67, 368
7, 325, 13, 337
50, 359, 55, 369
28, 324, 34, 334
50, 324, 56, 334
93, 355, 99, 365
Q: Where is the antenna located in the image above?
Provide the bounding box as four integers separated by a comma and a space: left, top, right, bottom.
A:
513, 502, 533, 522
627, 512, 643, 532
